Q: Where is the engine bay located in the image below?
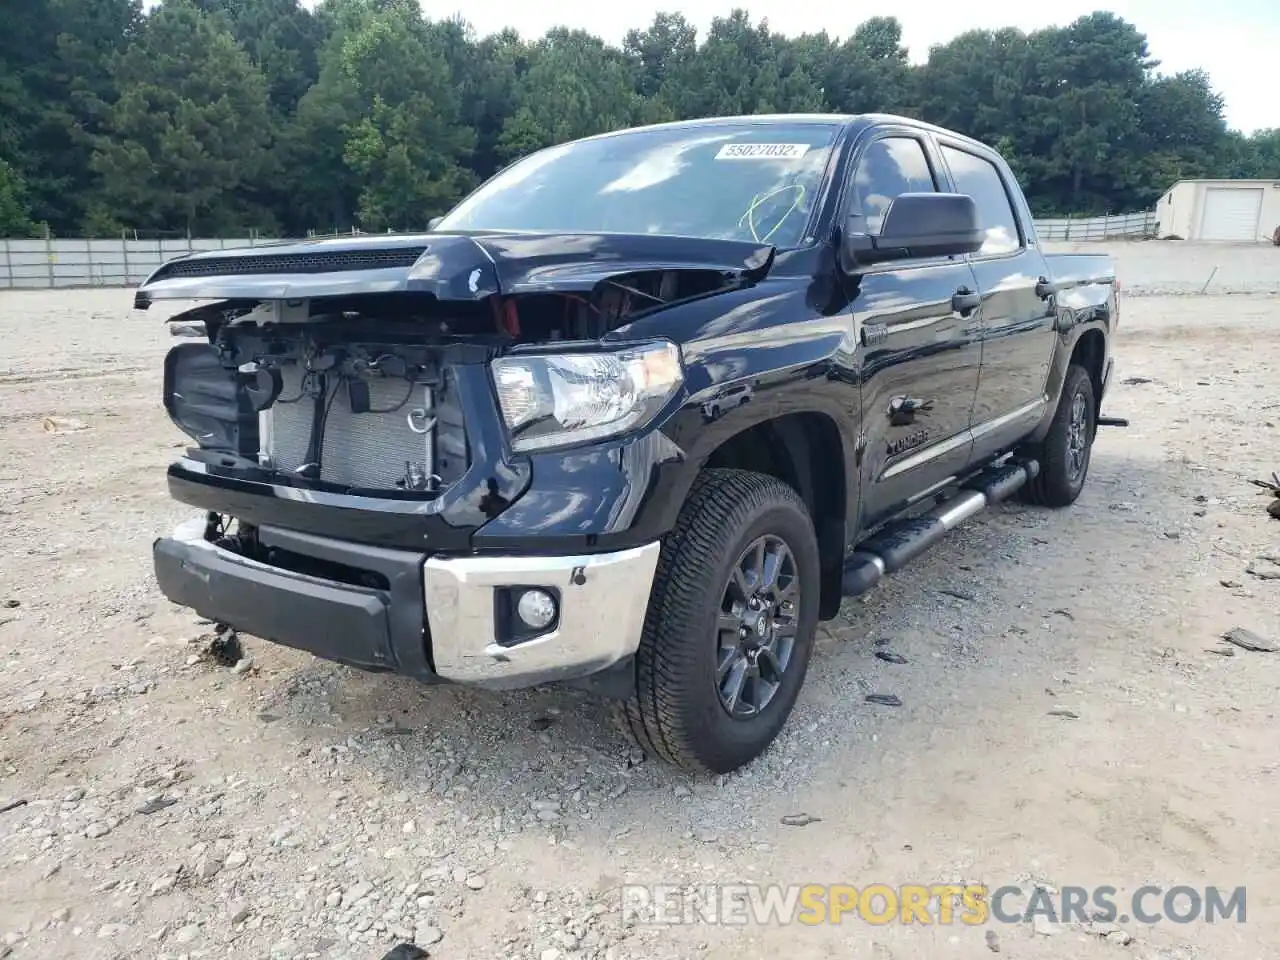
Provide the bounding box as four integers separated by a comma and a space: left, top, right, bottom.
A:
168, 322, 474, 496
162, 268, 736, 497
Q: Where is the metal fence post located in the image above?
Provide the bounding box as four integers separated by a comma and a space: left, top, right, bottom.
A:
45, 225, 55, 288
121, 230, 129, 284
2, 238, 11, 289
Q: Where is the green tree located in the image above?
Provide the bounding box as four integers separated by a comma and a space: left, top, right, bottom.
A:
192, 0, 323, 114
624, 12, 698, 103
1250, 130, 1280, 177
914, 13, 1229, 215
433, 21, 526, 182
91, 0, 275, 233
0, 1, 1263, 233
1219, 129, 1280, 179
1023, 14, 1154, 213
667, 11, 822, 117
496, 28, 641, 163
272, 0, 378, 232
916, 28, 1034, 137
1124, 70, 1227, 204
0, 158, 35, 236
335, 1, 476, 229
822, 17, 913, 114
0, 0, 141, 232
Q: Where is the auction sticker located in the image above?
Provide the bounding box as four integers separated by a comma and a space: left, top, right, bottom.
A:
715, 143, 811, 160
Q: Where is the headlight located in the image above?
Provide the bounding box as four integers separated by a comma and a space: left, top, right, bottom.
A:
491, 341, 683, 452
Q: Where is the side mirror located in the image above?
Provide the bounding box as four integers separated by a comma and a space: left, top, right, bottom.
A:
842, 193, 984, 269
427, 216, 444, 231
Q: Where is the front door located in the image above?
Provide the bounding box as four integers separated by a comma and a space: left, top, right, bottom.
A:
854, 264, 984, 528
840, 132, 984, 531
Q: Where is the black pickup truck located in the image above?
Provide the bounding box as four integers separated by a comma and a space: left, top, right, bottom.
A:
143, 113, 1120, 774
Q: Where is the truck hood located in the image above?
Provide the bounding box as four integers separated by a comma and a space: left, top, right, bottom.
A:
134, 231, 776, 306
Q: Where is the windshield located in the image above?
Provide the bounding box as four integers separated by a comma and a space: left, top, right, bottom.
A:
436, 122, 842, 248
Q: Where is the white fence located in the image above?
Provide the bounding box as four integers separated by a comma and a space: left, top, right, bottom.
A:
1033, 211, 1158, 242
0, 236, 263, 290
1, 216, 1159, 289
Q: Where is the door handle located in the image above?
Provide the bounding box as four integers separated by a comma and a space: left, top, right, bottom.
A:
951, 287, 981, 315
1035, 277, 1059, 300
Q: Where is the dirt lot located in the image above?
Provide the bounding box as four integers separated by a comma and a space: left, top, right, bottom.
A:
1, 243, 1278, 960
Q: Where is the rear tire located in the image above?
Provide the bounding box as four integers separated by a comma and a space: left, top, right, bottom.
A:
1020, 364, 1096, 507
616, 468, 820, 774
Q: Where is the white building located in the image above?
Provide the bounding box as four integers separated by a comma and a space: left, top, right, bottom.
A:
1156, 179, 1280, 242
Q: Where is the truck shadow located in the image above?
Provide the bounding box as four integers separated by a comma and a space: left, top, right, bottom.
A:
257, 444, 1215, 833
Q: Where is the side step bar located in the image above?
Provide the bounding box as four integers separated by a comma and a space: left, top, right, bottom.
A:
842, 458, 1040, 597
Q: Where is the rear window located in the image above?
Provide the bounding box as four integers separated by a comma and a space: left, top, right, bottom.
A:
436, 123, 841, 249
941, 145, 1022, 256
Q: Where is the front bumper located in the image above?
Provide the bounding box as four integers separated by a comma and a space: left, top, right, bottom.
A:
154, 518, 660, 690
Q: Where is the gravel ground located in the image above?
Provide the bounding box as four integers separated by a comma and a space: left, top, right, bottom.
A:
1, 260, 1278, 960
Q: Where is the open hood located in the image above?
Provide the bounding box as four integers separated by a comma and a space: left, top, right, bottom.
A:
134, 230, 776, 307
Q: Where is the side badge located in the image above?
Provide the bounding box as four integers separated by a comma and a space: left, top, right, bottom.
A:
860, 323, 889, 347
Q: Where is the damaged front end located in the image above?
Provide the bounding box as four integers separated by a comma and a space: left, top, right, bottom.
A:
163, 311, 477, 495
146, 230, 774, 505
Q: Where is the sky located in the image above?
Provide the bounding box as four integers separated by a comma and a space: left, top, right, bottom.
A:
413, 0, 1278, 133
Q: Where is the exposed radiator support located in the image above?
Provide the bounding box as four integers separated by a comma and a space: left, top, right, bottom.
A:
258, 408, 274, 469
261, 366, 461, 492
403, 383, 439, 492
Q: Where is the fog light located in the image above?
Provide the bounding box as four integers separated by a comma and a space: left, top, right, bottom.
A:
516, 589, 557, 630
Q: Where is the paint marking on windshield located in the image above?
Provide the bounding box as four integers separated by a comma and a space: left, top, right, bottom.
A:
714, 143, 811, 161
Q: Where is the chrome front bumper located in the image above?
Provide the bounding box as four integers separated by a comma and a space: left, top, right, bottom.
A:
154, 518, 660, 690
424, 544, 661, 689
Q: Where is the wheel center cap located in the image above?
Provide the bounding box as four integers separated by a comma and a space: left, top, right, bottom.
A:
754, 614, 770, 636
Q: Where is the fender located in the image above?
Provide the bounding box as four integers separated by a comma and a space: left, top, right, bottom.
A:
608, 269, 863, 527
473, 269, 865, 554
1027, 279, 1115, 444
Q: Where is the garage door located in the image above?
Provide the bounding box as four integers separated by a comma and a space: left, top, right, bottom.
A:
1199, 187, 1264, 241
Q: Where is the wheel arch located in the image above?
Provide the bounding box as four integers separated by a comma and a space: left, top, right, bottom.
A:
701, 411, 848, 620
1030, 320, 1109, 444
1069, 327, 1107, 422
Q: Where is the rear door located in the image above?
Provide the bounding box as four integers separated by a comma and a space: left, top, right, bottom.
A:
936, 140, 1057, 460
843, 130, 983, 530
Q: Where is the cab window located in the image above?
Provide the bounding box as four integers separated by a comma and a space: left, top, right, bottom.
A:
940, 145, 1022, 256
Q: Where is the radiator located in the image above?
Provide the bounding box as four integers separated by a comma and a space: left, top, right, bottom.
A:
262, 366, 465, 491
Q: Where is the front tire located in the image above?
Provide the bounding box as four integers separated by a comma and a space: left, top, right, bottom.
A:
1020, 363, 1096, 507
617, 469, 820, 774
